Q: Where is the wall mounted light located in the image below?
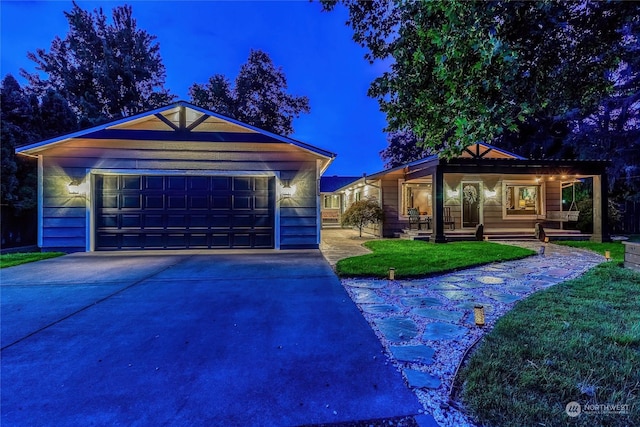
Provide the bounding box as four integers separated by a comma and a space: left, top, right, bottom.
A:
68, 179, 85, 195
447, 188, 459, 199
484, 189, 497, 199
279, 178, 296, 199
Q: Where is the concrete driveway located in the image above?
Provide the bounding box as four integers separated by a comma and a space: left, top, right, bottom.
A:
1, 250, 421, 426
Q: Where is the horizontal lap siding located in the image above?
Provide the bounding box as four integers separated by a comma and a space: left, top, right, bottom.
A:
40, 144, 320, 251
444, 173, 551, 230
279, 168, 319, 249
381, 174, 403, 237
546, 182, 561, 211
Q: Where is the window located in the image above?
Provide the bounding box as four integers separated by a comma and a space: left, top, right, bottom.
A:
503, 183, 543, 217
401, 182, 433, 216
323, 194, 340, 209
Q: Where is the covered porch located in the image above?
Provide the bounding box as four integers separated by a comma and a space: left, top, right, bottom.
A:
402, 155, 609, 243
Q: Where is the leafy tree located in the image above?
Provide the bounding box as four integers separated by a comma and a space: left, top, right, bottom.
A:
189, 75, 235, 118
1, 75, 38, 210
381, 129, 435, 168
22, 2, 174, 126
37, 89, 79, 140
1, 75, 78, 212
323, 1, 638, 158
189, 49, 310, 136
341, 198, 385, 237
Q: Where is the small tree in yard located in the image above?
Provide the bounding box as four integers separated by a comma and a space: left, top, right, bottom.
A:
341, 199, 385, 238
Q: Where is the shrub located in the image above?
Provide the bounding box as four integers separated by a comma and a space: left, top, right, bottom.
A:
341, 199, 385, 237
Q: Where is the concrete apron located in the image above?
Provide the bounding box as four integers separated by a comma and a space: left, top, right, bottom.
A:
1, 250, 421, 426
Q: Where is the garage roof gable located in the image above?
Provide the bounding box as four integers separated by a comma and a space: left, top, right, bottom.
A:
16, 101, 336, 160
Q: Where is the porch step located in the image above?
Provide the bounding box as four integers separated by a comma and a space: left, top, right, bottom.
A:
398, 229, 431, 242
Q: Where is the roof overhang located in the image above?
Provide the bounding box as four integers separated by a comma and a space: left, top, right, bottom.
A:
16, 101, 336, 170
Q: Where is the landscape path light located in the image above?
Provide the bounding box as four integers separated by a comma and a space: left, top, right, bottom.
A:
474, 304, 485, 327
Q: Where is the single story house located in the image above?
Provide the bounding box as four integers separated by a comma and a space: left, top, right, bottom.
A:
16, 101, 335, 252
325, 143, 610, 243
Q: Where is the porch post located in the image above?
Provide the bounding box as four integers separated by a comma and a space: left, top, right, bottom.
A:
433, 166, 447, 243
591, 174, 610, 243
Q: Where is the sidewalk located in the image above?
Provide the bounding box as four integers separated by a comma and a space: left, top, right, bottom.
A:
320, 232, 605, 427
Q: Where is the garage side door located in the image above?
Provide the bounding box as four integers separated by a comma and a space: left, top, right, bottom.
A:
95, 175, 274, 250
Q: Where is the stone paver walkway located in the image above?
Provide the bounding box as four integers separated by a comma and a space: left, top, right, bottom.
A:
335, 240, 604, 427
320, 228, 375, 266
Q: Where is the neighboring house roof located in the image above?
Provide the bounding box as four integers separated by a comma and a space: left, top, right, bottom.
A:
320, 176, 361, 193
16, 101, 336, 169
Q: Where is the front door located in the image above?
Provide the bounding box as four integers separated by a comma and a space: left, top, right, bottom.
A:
461, 182, 482, 228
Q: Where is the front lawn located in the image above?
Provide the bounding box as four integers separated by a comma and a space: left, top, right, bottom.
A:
459, 262, 640, 426
555, 240, 626, 263
0, 252, 65, 268
335, 240, 535, 278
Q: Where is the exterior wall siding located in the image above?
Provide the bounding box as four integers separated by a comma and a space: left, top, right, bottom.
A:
40, 143, 320, 252
443, 173, 560, 230
380, 174, 404, 237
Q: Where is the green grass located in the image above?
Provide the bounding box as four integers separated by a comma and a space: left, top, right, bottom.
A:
0, 252, 65, 268
555, 240, 626, 262
335, 240, 535, 278
459, 263, 640, 426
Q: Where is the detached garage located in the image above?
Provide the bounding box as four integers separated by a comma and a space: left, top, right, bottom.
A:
16, 101, 335, 252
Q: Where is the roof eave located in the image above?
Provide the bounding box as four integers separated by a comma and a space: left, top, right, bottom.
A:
16, 100, 337, 160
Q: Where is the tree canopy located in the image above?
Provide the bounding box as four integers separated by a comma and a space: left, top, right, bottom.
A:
381, 129, 434, 168
189, 49, 310, 136
1, 75, 77, 211
22, 2, 174, 126
323, 0, 639, 158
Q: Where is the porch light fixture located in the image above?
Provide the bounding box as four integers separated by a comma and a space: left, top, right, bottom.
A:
447, 188, 459, 199
474, 304, 485, 327
67, 179, 84, 195
389, 268, 396, 280
279, 178, 296, 199
484, 189, 497, 199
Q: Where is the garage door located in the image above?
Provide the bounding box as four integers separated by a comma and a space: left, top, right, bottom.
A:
95, 175, 274, 250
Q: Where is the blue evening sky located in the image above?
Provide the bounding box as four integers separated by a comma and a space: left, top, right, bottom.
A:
0, 0, 391, 176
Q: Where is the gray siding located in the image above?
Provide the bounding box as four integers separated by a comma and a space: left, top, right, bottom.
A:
444, 173, 559, 229
40, 140, 320, 251
381, 174, 404, 237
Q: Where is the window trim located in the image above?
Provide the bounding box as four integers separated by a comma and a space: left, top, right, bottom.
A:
502, 180, 545, 220
398, 179, 434, 219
